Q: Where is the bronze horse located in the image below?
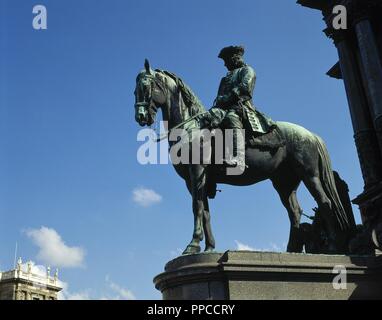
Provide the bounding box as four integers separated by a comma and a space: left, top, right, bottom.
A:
134, 60, 353, 255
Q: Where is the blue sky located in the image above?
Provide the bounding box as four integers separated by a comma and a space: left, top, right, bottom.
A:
0, 0, 364, 299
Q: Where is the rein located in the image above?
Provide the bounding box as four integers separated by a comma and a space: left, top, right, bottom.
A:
151, 71, 208, 143
137, 70, 207, 143
155, 111, 209, 143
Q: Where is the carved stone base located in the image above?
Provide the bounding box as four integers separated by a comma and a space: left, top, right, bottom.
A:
373, 222, 382, 249
154, 251, 382, 300
353, 183, 382, 251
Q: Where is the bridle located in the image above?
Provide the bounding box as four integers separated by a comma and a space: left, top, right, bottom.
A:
134, 73, 160, 124
135, 71, 208, 142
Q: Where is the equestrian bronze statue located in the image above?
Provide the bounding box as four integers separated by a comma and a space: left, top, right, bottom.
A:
134, 46, 356, 255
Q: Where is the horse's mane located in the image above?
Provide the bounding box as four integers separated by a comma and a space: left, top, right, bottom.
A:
155, 69, 206, 116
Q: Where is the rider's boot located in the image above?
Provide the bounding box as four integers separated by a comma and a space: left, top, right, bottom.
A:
224, 128, 246, 172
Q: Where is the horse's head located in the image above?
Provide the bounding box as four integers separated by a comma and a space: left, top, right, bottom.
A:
134, 59, 166, 127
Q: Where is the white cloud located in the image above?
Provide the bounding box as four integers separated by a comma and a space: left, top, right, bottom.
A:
57, 281, 90, 300
235, 240, 286, 252
61, 290, 90, 300
105, 275, 136, 300
25, 227, 85, 268
58, 277, 136, 301
235, 240, 255, 251
132, 187, 162, 207
66, 292, 90, 300
269, 242, 285, 252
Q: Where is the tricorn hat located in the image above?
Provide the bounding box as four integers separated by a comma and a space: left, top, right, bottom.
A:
218, 45, 245, 60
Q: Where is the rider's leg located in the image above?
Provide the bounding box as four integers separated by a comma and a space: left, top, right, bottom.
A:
223, 111, 246, 173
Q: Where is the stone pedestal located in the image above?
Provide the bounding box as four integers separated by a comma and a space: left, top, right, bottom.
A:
154, 251, 382, 300
353, 183, 382, 250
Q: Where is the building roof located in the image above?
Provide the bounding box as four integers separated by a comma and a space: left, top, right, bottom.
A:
0, 261, 62, 292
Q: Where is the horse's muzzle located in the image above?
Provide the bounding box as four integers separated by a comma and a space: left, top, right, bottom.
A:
136, 111, 147, 127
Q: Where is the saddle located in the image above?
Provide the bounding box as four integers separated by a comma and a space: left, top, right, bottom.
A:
206, 109, 285, 199
243, 108, 285, 150
246, 127, 286, 150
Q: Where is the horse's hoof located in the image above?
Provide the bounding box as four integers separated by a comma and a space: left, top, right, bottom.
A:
182, 244, 201, 255
204, 246, 215, 253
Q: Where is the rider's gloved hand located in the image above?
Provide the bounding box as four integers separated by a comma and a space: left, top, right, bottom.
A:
209, 108, 225, 128
199, 108, 225, 129
199, 112, 213, 129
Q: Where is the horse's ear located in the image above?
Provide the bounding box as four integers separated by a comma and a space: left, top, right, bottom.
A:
144, 59, 151, 74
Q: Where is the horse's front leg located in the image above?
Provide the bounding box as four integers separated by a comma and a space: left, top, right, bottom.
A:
203, 197, 215, 252
183, 164, 206, 255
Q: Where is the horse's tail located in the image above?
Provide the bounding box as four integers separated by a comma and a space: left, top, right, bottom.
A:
314, 136, 351, 232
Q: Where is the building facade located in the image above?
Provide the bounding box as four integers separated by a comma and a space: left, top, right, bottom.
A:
0, 259, 62, 300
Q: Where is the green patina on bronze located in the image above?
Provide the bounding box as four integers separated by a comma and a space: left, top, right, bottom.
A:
134, 46, 357, 256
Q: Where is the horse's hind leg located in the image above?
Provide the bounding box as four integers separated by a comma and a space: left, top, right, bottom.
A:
302, 175, 338, 252
272, 175, 303, 253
